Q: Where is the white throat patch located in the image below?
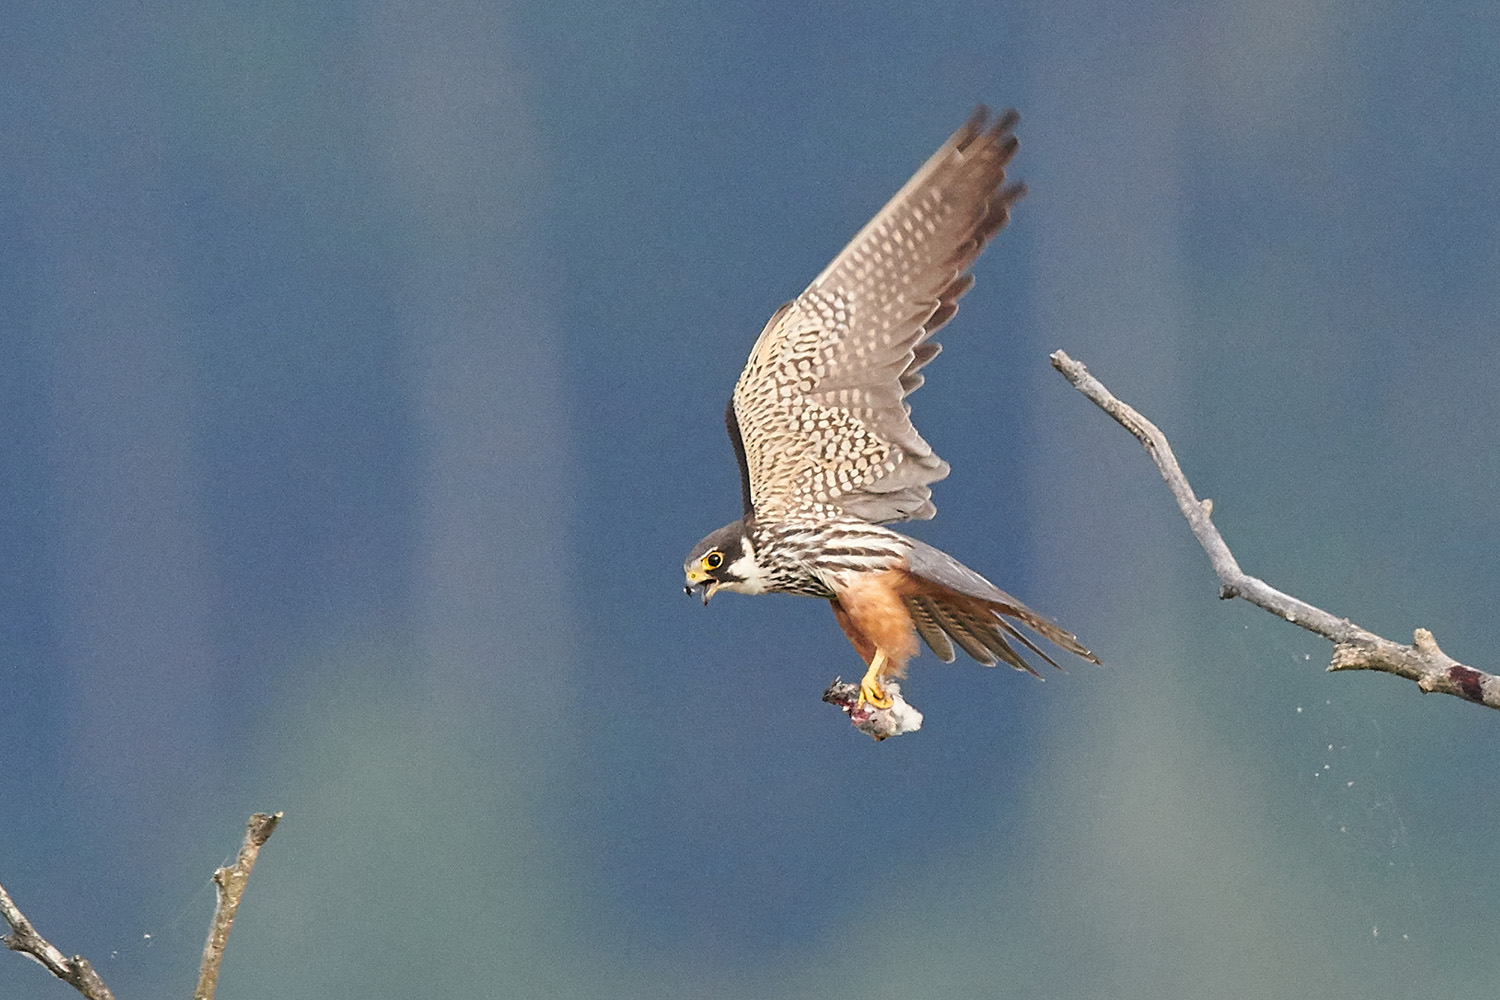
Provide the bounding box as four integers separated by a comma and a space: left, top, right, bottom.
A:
720, 536, 770, 595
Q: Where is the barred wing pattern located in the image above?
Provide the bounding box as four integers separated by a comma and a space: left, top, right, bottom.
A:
732, 107, 1025, 525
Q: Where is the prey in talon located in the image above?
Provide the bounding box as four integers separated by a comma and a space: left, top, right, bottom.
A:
682, 107, 1098, 727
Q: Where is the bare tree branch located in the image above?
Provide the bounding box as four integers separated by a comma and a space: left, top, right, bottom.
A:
1, 882, 117, 1000
194, 812, 282, 1000
1050, 349, 1500, 711
1, 811, 282, 1000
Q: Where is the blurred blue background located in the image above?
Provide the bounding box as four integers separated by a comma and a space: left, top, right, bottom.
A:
3, 1, 1498, 997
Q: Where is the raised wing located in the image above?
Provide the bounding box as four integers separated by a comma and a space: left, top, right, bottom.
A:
731, 107, 1024, 525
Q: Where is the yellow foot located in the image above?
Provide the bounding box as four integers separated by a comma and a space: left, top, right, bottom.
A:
857, 650, 894, 709
859, 678, 893, 709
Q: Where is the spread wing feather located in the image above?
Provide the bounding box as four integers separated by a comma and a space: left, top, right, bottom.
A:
906, 594, 957, 663
901, 537, 1099, 673
725, 397, 754, 518
730, 107, 1026, 525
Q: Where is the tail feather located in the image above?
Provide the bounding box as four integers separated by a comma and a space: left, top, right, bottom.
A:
899, 535, 1099, 673
964, 608, 1038, 675
907, 595, 957, 663
933, 600, 1005, 665
995, 599, 1099, 663
994, 615, 1064, 674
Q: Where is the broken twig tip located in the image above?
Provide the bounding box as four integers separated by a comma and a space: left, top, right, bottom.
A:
1050, 350, 1500, 713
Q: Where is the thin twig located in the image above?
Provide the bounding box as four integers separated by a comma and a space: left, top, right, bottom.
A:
0, 881, 117, 1000
1051, 349, 1500, 711
194, 812, 282, 1000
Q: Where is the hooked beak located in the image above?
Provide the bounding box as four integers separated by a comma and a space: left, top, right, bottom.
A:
684, 568, 718, 605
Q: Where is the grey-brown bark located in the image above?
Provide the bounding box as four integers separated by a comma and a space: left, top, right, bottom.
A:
1, 811, 282, 1000
1051, 349, 1500, 712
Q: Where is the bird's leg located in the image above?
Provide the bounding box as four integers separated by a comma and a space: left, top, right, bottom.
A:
858, 649, 894, 709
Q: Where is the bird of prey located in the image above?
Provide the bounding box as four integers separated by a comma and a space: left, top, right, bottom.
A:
683, 107, 1097, 712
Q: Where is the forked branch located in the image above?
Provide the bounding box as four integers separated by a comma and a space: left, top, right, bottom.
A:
1, 811, 282, 1000
0, 883, 115, 1000
1050, 350, 1500, 711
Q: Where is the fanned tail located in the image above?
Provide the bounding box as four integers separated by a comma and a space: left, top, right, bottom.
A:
903, 588, 1097, 676
900, 535, 1099, 674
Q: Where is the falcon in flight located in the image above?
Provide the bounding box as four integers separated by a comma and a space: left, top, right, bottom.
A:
683, 107, 1097, 711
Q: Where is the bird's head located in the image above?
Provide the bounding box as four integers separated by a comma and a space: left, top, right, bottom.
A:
683, 519, 765, 603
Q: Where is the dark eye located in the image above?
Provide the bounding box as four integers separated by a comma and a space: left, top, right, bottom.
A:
703, 551, 724, 571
